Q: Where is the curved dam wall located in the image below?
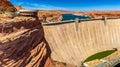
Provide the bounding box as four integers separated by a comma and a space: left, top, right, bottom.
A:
43, 18, 120, 65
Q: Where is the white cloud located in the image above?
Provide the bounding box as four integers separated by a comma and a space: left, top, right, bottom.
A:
17, 2, 24, 5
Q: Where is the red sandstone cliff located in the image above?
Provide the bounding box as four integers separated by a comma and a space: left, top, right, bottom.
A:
0, 16, 55, 67
38, 10, 62, 22
15, 6, 23, 10
0, 0, 16, 11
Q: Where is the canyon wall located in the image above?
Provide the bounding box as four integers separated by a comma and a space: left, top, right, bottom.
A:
0, 17, 54, 67
38, 10, 62, 22
43, 18, 120, 65
15, 6, 23, 10
0, 0, 16, 11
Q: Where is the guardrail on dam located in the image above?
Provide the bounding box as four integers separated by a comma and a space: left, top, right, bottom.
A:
42, 18, 120, 65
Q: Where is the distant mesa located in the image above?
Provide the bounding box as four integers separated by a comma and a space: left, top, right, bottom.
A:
78, 10, 120, 19
0, 0, 16, 11
15, 6, 24, 10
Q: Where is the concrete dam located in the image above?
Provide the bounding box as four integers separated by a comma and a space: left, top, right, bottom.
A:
42, 18, 120, 65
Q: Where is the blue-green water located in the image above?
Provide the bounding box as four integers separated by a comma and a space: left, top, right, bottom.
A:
62, 14, 90, 21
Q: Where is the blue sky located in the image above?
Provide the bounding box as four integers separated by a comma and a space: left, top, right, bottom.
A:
10, 0, 120, 11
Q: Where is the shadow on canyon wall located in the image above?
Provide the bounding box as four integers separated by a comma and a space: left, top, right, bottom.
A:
0, 19, 53, 67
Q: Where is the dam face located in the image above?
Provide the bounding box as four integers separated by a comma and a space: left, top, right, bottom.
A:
43, 19, 120, 65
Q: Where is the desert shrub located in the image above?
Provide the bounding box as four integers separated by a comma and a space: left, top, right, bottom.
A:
10, 9, 16, 13
0, 10, 5, 14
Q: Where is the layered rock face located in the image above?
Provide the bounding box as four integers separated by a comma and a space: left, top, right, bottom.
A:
0, 0, 16, 11
38, 10, 62, 22
0, 16, 54, 67
15, 6, 23, 10
81, 11, 120, 18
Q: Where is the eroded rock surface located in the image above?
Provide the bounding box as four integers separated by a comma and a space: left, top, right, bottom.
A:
38, 10, 62, 22
0, 0, 16, 11
0, 16, 54, 67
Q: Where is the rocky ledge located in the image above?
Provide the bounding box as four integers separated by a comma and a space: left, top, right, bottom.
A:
0, 16, 54, 67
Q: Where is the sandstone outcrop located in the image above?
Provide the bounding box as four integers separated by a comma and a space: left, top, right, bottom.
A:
0, 16, 54, 67
38, 10, 62, 22
15, 6, 23, 10
0, 0, 16, 11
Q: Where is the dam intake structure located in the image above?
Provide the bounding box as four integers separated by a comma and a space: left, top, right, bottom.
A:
42, 17, 120, 66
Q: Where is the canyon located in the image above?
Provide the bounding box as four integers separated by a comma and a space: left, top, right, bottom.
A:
0, 13, 77, 67
1, 0, 120, 67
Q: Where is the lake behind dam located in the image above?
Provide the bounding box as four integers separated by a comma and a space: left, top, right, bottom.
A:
62, 14, 90, 21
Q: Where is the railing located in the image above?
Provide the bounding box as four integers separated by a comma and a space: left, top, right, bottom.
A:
17, 10, 38, 17
42, 17, 120, 26
94, 56, 120, 67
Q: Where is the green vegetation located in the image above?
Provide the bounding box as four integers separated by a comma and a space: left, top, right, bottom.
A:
53, 60, 67, 66
0, 9, 16, 14
0, 10, 5, 14
10, 9, 16, 13
85, 50, 116, 62
62, 62, 67, 66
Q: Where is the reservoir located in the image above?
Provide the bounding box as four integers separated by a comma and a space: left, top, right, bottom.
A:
62, 14, 90, 21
